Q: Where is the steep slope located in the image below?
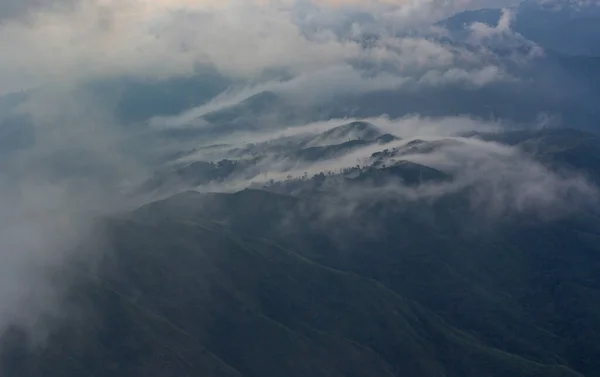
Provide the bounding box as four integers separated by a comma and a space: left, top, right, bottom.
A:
131, 183, 600, 376
305, 121, 384, 147
0, 190, 588, 377
3, 129, 600, 376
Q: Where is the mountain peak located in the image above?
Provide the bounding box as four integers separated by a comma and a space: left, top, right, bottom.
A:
307, 121, 383, 147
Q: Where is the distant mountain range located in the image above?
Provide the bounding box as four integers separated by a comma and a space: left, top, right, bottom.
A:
442, 0, 600, 56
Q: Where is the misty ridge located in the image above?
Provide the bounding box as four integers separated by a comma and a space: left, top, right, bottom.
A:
2, 0, 600, 376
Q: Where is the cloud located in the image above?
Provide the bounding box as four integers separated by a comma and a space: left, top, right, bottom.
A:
0, 85, 148, 339
0, 0, 587, 347
419, 65, 507, 87
149, 32, 512, 130
296, 136, 598, 223
0, 0, 521, 339
0, 0, 79, 22
397, 137, 598, 218
171, 114, 500, 162
465, 7, 544, 59
0, 0, 522, 94
167, 114, 597, 221
469, 8, 514, 41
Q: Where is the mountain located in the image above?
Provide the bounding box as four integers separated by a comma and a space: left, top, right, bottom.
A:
349, 161, 451, 186
516, 0, 600, 56
178, 64, 600, 136
467, 128, 600, 184
3, 128, 600, 376
141, 125, 600, 197
143, 121, 399, 193
305, 121, 384, 147
3, 1, 600, 376
91, 71, 232, 124
0, 188, 591, 377
441, 1, 600, 56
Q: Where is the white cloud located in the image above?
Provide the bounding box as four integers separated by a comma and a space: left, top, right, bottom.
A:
469, 8, 514, 41
465, 7, 544, 59
0, 0, 582, 341
419, 65, 507, 87
397, 137, 598, 218
0, 85, 148, 336
170, 114, 597, 220
0, 0, 522, 94
151, 108, 596, 222
290, 136, 598, 221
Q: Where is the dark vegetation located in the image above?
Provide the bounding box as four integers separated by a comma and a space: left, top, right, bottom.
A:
3, 4, 600, 376
3, 128, 600, 376
143, 121, 398, 193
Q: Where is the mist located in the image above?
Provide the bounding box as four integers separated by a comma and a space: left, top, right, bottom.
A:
0, 85, 149, 340
178, 119, 598, 220
0, 0, 599, 353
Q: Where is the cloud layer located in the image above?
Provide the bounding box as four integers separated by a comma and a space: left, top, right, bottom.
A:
0, 0, 596, 347
0, 0, 523, 94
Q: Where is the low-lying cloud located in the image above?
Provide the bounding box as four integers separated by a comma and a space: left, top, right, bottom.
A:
166, 114, 597, 221
0, 0, 594, 351
301, 138, 598, 223
0, 86, 148, 339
